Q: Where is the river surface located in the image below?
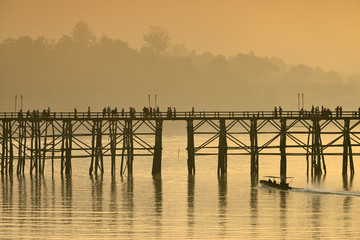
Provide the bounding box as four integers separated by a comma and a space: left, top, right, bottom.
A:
1, 134, 360, 239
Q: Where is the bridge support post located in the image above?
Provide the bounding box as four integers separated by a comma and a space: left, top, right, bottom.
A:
1, 120, 14, 174
17, 120, 26, 175
343, 119, 354, 175
120, 120, 133, 176
187, 120, 195, 175
250, 118, 259, 184
89, 120, 103, 175
42, 121, 48, 175
280, 119, 287, 182
109, 120, 117, 176
30, 120, 42, 175
218, 119, 227, 176
1, 121, 5, 173
152, 119, 163, 175
309, 118, 326, 177
51, 121, 55, 175
61, 120, 72, 175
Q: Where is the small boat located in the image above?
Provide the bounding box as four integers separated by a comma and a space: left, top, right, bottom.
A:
259, 176, 293, 190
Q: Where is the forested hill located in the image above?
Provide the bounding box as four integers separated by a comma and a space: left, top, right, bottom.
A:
1, 22, 359, 111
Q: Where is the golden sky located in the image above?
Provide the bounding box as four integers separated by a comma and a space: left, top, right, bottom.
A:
1, 0, 360, 73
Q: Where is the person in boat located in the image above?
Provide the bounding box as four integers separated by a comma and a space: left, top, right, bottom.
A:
273, 180, 276, 184
268, 179, 272, 184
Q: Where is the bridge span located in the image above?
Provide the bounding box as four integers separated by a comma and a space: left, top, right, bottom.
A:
1, 110, 359, 182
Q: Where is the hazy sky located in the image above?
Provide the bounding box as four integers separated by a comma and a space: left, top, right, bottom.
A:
1, 0, 360, 74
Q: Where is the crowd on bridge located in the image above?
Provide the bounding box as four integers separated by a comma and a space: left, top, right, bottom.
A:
298, 106, 333, 118
10, 105, 360, 119
17, 108, 52, 118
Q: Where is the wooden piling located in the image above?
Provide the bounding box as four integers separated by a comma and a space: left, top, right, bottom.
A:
42, 121, 48, 174
89, 121, 96, 174
1, 120, 14, 173
152, 119, 163, 175
17, 120, 23, 174
8, 121, 13, 173
89, 120, 103, 174
306, 126, 311, 177
16, 120, 27, 174
37, 121, 42, 174
120, 120, 134, 176
17, 120, 27, 174
280, 119, 287, 181
343, 119, 354, 175
65, 120, 72, 174
1, 121, 5, 173
310, 118, 325, 176
186, 120, 195, 175
51, 121, 55, 175
61, 120, 72, 174
30, 121, 38, 174
218, 119, 227, 176
1, 121, 9, 174
109, 120, 117, 176
60, 121, 65, 173
95, 120, 103, 174
250, 118, 259, 182
343, 119, 349, 175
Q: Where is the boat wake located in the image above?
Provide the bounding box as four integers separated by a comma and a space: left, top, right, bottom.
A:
257, 185, 360, 196
292, 186, 360, 197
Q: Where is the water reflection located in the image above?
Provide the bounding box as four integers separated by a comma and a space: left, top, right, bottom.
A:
218, 174, 227, 237
187, 175, 195, 238
30, 174, 42, 210
279, 191, 287, 238
61, 174, 72, 223
342, 174, 354, 232
342, 174, 354, 191
109, 175, 118, 224
250, 188, 258, 238
309, 174, 326, 187
311, 195, 322, 239
250, 174, 259, 187
89, 174, 103, 215
121, 174, 134, 235
153, 174, 163, 238
1, 173, 14, 213
17, 174, 27, 226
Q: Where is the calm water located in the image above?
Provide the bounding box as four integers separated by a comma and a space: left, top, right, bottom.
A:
1, 134, 360, 239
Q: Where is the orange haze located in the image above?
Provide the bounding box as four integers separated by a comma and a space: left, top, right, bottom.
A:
1, 0, 360, 73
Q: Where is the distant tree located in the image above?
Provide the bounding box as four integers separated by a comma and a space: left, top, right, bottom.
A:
33, 36, 53, 49
288, 64, 313, 82
71, 21, 96, 47
56, 34, 73, 50
16, 36, 33, 49
2, 37, 16, 45
142, 26, 171, 55
170, 44, 189, 57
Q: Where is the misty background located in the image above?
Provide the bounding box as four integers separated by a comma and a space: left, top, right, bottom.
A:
1, 21, 360, 112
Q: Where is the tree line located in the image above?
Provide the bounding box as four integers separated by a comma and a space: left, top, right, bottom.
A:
0, 21, 358, 111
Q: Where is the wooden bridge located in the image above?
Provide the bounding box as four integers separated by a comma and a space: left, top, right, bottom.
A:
0, 110, 359, 182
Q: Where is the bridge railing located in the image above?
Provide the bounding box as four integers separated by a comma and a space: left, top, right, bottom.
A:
0, 110, 357, 119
